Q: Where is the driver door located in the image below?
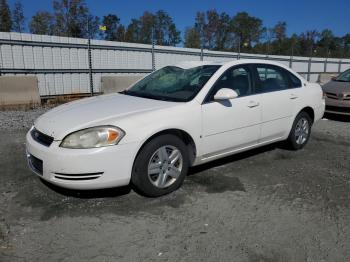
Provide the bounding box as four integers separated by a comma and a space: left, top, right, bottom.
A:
200, 65, 262, 158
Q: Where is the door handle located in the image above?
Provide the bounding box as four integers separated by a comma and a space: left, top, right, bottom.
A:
290, 94, 298, 99
247, 101, 260, 108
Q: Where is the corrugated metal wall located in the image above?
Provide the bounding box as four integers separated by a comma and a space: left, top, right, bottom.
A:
1, 32, 350, 97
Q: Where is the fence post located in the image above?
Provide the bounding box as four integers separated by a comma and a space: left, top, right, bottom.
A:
0, 42, 2, 76
87, 20, 93, 96
307, 57, 312, 81
151, 27, 155, 71
324, 58, 328, 73
200, 47, 203, 61
87, 39, 93, 96
338, 59, 342, 73
289, 56, 293, 68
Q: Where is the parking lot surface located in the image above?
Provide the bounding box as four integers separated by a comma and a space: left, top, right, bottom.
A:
0, 110, 349, 262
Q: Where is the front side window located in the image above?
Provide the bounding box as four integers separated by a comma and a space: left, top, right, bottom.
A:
207, 66, 252, 101
255, 65, 289, 93
124, 65, 220, 102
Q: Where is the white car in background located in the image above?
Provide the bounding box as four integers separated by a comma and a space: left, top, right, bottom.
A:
26, 60, 325, 197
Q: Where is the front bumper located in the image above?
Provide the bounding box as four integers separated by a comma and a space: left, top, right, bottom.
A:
26, 130, 139, 190
325, 97, 350, 115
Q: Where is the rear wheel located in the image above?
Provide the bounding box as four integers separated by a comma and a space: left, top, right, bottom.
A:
131, 134, 189, 197
286, 111, 312, 150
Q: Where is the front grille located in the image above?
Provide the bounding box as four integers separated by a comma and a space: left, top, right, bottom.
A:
326, 105, 350, 114
326, 92, 350, 100
54, 172, 103, 181
28, 154, 43, 175
31, 128, 54, 147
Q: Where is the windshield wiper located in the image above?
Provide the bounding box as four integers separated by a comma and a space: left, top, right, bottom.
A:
121, 89, 186, 102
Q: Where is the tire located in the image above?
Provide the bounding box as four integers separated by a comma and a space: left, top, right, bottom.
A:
131, 134, 189, 197
286, 111, 312, 150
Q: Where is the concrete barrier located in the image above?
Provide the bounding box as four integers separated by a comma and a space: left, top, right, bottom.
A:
317, 73, 338, 85
101, 75, 145, 94
0, 76, 41, 106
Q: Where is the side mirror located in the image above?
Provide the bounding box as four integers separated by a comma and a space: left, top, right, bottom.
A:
214, 88, 238, 101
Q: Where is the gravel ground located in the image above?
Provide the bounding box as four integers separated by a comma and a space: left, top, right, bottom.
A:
0, 109, 349, 262
0, 108, 49, 130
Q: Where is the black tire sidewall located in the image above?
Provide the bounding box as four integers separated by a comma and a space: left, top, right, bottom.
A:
288, 112, 312, 150
131, 134, 189, 197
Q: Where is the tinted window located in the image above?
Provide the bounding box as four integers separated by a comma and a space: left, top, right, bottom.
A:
255, 65, 289, 93
288, 71, 302, 87
207, 66, 252, 101
335, 68, 350, 82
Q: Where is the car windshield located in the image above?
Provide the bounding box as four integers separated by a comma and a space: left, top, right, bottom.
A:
335, 69, 350, 82
123, 65, 220, 102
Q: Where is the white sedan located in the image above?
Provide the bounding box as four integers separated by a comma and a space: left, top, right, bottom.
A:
26, 60, 325, 197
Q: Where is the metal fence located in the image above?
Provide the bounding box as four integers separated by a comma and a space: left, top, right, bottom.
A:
1, 32, 350, 97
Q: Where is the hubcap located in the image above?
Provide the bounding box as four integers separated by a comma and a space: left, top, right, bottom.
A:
295, 117, 309, 145
147, 145, 183, 189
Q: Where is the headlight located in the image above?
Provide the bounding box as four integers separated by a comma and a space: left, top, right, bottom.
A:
60, 126, 125, 149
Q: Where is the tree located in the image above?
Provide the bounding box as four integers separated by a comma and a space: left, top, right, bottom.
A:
318, 29, 336, 57
231, 12, 264, 51
125, 10, 181, 46
190, 10, 232, 50
267, 21, 287, 55
299, 30, 320, 56
101, 14, 124, 41
29, 11, 54, 35
125, 18, 142, 43
115, 25, 125, 42
273, 21, 287, 42
12, 0, 25, 32
154, 10, 180, 46
184, 27, 200, 48
0, 0, 12, 32
52, 0, 99, 38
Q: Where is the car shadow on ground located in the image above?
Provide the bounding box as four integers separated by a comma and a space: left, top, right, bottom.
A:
324, 113, 350, 122
40, 143, 281, 199
40, 179, 132, 199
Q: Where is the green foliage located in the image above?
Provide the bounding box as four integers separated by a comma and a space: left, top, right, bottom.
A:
184, 27, 200, 48
12, 0, 25, 32
100, 14, 124, 41
29, 11, 54, 35
125, 10, 181, 46
0, 0, 12, 32
52, 0, 99, 38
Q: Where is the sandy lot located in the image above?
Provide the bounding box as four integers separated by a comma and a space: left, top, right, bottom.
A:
0, 110, 349, 262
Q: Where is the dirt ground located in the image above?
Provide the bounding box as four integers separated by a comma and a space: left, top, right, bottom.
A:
0, 113, 349, 262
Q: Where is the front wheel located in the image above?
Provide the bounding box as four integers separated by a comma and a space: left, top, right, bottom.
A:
286, 112, 312, 150
131, 134, 189, 197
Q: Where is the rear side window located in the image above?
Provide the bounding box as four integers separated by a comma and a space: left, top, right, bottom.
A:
255, 65, 289, 93
288, 71, 302, 88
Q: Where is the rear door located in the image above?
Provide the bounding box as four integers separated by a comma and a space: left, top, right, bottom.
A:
252, 64, 302, 143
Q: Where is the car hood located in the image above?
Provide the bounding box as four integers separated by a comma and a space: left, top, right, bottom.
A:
322, 80, 350, 94
34, 94, 177, 140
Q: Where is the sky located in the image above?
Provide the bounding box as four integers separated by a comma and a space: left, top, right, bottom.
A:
7, 0, 350, 38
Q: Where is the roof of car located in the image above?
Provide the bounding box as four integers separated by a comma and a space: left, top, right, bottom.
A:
173, 59, 305, 82
174, 59, 290, 69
